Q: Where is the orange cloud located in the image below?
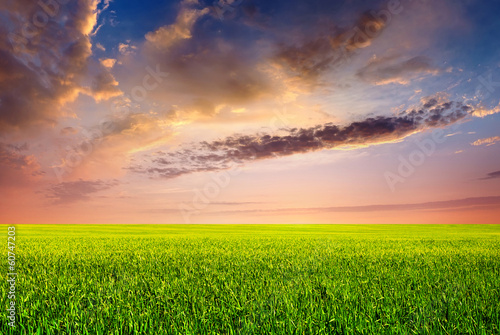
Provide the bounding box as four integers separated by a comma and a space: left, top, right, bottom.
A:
471, 136, 500, 146
100, 58, 117, 68
145, 0, 209, 50
471, 103, 500, 118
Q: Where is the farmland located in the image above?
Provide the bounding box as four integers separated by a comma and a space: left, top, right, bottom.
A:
2, 224, 500, 334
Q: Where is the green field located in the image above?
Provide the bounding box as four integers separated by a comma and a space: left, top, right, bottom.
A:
2, 224, 500, 334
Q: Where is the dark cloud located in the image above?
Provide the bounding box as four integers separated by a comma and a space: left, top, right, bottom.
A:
131, 99, 473, 179
357, 55, 441, 85
273, 10, 388, 84
480, 170, 500, 180
274, 33, 339, 84
0, 143, 43, 188
45, 179, 119, 205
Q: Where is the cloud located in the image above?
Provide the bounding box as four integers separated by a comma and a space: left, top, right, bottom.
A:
356, 55, 441, 85
45, 179, 119, 205
471, 136, 500, 146
333, 11, 387, 52
145, 0, 209, 50
60, 127, 79, 136
96, 43, 106, 51
480, 171, 500, 180
273, 10, 388, 85
142, 24, 275, 121
472, 103, 500, 118
0, 0, 102, 132
137, 1, 396, 120
0, 143, 43, 189
131, 99, 473, 179
118, 41, 137, 55
199, 196, 500, 216
99, 58, 116, 68
89, 69, 122, 101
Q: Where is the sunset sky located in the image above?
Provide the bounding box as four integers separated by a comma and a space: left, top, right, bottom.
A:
1, 0, 499, 224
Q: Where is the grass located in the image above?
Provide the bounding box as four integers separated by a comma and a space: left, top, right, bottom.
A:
2, 224, 500, 334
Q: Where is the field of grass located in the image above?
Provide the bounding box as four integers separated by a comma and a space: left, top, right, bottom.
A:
2, 224, 500, 334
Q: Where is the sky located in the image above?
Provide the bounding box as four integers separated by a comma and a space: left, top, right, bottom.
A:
1, 0, 499, 224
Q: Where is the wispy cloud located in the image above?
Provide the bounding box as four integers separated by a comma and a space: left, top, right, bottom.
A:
45, 179, 119, 205
480, 170, 500, 180
356, 55, 441, 85
199, 196, 500, 216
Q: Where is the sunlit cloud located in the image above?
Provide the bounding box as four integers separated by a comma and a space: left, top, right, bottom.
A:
145, 0, 209, 50
471, 136, 500, 147
100, 58, 117, 68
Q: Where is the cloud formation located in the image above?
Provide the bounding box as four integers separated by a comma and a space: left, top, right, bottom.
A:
480, 171, 500, 180
142, 15, 275, 120
137, 0, 401, 121
131, 99, 473, 179
357, 55, 441, 85
0, 0, 112, 132
45, 179, 119, 205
